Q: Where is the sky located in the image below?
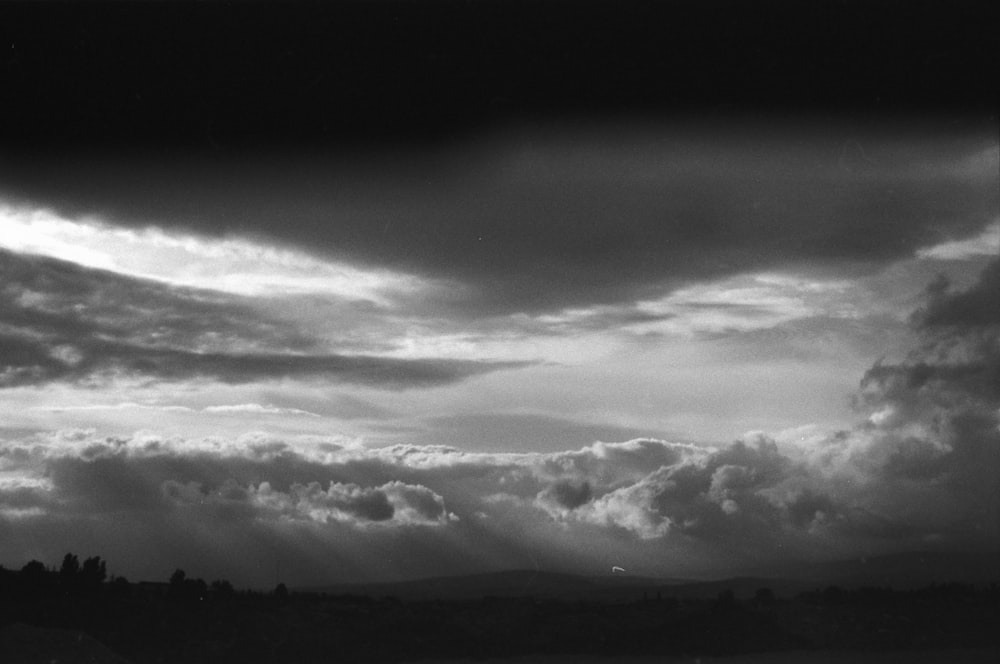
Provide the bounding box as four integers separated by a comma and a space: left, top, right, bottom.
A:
1, 1, 997, 587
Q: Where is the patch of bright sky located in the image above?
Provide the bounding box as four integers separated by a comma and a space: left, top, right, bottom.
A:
0, 201, 423, 303
31, 402, 321, 418
357, 342, 875, 446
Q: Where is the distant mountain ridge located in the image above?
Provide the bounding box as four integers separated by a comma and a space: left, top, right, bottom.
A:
301, 569, 679, 601
299, 551, 1000, 601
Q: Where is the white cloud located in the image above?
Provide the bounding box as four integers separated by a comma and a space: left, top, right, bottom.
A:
202, 404, 321, 417
0, 201, 424, 303
581, 480, 673, 539
32, 402, 321, 417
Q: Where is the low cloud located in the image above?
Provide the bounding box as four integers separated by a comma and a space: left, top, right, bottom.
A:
163, 478, 451, 527
568, 437, 800, 541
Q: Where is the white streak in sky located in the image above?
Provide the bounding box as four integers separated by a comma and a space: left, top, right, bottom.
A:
0, 202, 423, 303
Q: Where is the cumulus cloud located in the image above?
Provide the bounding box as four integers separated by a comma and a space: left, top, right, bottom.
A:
162, 478, 451, 527
561, 437, 799, 541
0, 422, 990, 584
539, 261, 998, 548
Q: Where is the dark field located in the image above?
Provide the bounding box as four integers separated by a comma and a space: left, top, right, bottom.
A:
411, 649, 1000, 664
2, 559, 998, 664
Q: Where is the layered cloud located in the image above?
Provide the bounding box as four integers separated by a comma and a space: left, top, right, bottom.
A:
0, 248, 525, 390
4, 126, 996, 315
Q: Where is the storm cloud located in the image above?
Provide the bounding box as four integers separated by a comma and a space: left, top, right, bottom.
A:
3, 126, 996, 315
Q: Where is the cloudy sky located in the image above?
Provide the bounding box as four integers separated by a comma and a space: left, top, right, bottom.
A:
1, 1, 997, 587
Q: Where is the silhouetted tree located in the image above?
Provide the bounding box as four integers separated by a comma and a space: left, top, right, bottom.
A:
189, 577, 208, 600
59, 553, 80, 578
18, 559, 50, 596
168, 568, 209, 600
81, 556, 107, 588
20, 559, 47, 581
108, 575, 131, 598
59, 553, 81, 594
210, 579, 235, 600
168, 568, 187, 600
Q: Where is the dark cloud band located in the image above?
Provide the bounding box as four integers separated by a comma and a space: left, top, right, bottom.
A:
4, 126, 995, 315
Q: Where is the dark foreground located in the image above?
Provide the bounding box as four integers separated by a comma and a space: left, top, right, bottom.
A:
411, 649, 1000, 664
1, 563, 998, 663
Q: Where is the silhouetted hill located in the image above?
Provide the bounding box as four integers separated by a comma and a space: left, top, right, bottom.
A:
301, 551, 1000, 601
302, 569, 689, 601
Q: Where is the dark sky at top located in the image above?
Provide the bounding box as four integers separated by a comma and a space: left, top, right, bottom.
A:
1, 0, 996, 150
1, 1, 997, 315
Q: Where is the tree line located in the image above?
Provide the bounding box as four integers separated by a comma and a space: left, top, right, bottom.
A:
0, 552, 288, 601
